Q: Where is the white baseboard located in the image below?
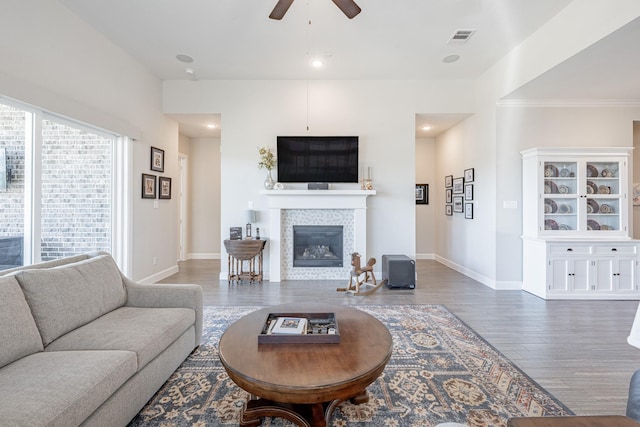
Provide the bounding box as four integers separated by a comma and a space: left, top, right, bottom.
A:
140, 265, 179, 284
187, 253, 221, 260
434, 255, 493, 288
493, 280, 523, 290
416, 254, 522, 291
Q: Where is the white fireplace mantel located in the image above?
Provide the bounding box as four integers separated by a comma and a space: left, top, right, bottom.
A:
261, 190, 376, 282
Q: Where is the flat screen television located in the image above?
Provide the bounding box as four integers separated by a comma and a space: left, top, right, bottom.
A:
276, 136, 359, 183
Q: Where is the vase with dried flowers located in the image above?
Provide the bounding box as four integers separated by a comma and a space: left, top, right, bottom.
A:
258, 146, 276, 190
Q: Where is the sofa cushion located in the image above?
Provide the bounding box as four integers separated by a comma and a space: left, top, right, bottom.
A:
0, 252, 92, 277
0, 276, 44, 369
15, 254, 127, 346
0, 350, 136, 427
45, 306, 195, 371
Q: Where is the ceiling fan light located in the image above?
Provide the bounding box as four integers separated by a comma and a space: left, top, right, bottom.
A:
311, 58, 324, 68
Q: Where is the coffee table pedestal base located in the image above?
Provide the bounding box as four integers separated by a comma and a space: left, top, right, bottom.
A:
240, 391, 369, 427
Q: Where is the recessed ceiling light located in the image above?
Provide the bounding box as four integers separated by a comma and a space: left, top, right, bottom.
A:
206, 124, 216, 129
310, 58, 324, 68
443, 54, 460, 63
422, 126, 432, 131
176, 54, 194, 63
185, 68, 195, 75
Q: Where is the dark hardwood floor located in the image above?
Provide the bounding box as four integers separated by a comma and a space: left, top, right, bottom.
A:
160, 259, 640, 416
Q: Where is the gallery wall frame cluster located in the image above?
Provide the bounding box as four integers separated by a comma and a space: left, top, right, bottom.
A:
142, 146, 172, 200
445, 168, 474, 219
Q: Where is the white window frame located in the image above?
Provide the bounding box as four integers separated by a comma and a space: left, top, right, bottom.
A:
0, 96, 131, 272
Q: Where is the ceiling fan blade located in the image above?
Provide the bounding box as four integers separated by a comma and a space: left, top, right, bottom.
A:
269, 0, 295, 20
331, 0, 361, 19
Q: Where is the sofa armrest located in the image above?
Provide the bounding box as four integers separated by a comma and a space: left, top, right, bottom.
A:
124, 279, 203, 347
627, 369, 640, 422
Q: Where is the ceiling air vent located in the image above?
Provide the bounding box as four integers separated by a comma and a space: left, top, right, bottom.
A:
448, 29, 476, 44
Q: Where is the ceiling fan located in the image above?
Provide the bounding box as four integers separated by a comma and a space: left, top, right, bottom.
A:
269, 0, 361, 20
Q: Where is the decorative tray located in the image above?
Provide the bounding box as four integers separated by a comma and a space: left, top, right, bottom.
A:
258, 312, 340, 344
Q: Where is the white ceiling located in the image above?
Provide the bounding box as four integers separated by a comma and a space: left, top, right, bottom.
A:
166, 114, 222, 138
415, 114, 471, 139
56, 0, 640, 138
503, 16, 640, 101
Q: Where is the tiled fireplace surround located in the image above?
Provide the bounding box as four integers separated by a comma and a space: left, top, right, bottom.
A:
262, 190, 376, 281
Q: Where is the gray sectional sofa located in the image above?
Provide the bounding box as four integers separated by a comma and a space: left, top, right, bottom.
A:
0, 252, 203, 427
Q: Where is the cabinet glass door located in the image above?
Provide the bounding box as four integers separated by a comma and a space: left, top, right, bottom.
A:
585, 161, 620, 232
543, 161, 578, 232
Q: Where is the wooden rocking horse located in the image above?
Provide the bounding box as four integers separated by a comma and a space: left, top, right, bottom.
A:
337, 252, 385, 296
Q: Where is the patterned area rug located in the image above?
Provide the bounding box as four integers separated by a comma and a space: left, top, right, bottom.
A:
128, 305, 572, 426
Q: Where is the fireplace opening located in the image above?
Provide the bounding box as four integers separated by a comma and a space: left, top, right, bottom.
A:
293, 225, 343, 267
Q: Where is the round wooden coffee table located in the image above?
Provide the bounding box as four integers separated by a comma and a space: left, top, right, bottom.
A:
218, 302, 392, 427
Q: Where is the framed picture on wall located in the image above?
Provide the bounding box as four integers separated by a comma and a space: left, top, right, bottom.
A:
159, 176, 172, 199
453, 196, 463, 213
142, 174, 156, 199
445, 204, 453, 216
453, 177, 464, 194
445, 175, 453, 188
465, 183, 474, 200
464, 168, 475, 182
465, 203, 474, 219
446, 188, 452, 204
416, 183, 428, 204
151, 146, 164, 172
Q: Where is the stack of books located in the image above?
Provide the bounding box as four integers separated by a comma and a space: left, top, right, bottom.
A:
267, 317, 308, 335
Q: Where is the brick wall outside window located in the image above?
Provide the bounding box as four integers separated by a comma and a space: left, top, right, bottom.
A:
0, 105, 26, 239
0, 104, 112, 264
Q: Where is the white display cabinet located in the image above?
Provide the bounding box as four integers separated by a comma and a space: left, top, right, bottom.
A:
521, 147, 639, 300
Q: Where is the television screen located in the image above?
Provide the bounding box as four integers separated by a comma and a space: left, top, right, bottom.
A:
276, 136, 359, 183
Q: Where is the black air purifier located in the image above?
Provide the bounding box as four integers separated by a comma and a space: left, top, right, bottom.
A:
382, 255, 415, 289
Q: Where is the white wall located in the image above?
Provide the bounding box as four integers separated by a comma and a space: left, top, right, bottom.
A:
415, 137, 436, 258
164, 79, 476, 279
188, 137, 221, 258
178, 134, 191, 156
434, 114, 498, 286
0, 0, 179, 281
496, 106, 640, 283
469, 2, 640, 288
